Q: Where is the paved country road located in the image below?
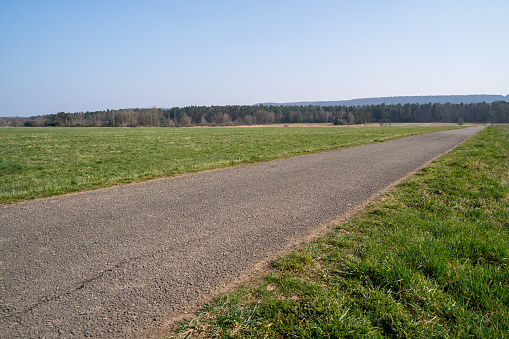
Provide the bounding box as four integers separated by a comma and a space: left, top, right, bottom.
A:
0, 126, 483, 338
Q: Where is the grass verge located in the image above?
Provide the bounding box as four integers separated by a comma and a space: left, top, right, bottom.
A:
171, 126, 509, 338
0, 125, 458, 204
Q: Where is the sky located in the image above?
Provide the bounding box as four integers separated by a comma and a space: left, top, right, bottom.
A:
0, 0, 508, 117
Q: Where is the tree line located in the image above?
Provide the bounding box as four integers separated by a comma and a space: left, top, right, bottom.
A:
3, 101, 509, 127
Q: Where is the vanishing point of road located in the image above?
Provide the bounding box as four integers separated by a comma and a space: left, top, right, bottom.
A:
0, 126, 483, 338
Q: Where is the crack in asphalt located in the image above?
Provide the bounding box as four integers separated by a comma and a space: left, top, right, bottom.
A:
1, 250, 163, 322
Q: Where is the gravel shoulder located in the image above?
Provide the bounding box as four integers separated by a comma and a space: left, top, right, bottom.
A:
0, 126, 483, 338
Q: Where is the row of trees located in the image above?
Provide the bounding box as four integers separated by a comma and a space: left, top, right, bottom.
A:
3, 101, 509, 127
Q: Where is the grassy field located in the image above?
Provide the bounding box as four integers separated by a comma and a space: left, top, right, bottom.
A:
171, 126, 509, 338
0, 125, 459, 204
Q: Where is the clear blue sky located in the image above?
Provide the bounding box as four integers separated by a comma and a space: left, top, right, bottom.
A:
1, 0, 508, 117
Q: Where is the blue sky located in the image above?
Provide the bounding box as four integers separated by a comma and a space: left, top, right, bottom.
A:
1, 0, 508, 117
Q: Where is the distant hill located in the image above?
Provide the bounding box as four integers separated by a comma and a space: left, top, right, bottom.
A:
257, 94, 509, 107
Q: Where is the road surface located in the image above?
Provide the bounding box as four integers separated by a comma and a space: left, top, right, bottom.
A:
0, 126, 483, 338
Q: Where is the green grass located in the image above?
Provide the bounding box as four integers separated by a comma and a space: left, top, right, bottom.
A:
0, 125, 458, 204
171, 126, 509, 338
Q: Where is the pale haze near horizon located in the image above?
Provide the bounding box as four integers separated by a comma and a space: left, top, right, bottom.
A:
0, 0, 507, 117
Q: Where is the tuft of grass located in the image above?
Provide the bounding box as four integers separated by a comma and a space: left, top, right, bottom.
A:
169, 126, 509, 338
0, 125, 458, 204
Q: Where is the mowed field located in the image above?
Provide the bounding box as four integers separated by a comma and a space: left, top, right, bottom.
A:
0, 125, 460, 204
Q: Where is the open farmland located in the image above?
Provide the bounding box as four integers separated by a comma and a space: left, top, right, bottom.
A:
0, 125, 460, 204
0, 126, 482, 338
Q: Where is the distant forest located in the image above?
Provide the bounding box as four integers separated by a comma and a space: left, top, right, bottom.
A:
2, 101, 509, 127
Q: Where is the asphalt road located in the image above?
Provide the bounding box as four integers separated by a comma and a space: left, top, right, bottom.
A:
0, 126, 483, 338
